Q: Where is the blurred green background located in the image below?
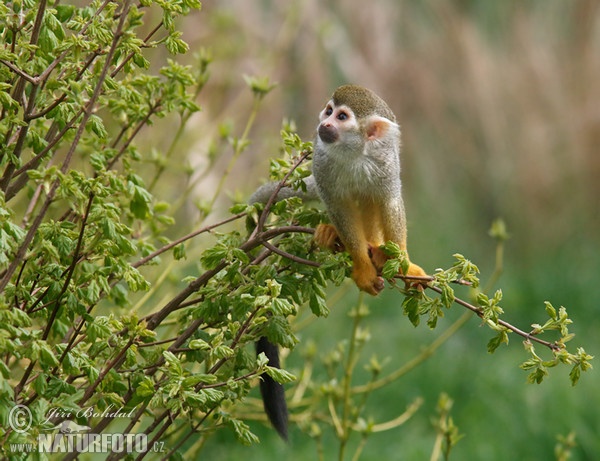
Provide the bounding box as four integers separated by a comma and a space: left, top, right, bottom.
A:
149, 0, 599, 459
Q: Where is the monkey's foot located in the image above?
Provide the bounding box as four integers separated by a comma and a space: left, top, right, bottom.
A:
314, 224, 345, 252
405, 262, 427, 277
403, 263, 428, 289
352, 265, 384, 296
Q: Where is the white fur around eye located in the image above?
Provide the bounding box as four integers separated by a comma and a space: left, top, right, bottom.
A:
319, 100, 335, 121
336, 105, 355, 123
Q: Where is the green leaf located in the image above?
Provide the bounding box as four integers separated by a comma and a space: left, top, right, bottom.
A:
271, 297, 295, 316
487, 329, 509, 353
228, 418, 259, 446
136, 377, 156, 397
38, 342, 59, 368
182, 374, 218, 388
173, 243, 186, 260
184, 0, 202, 9
440, 284, 455, 308
211, 345, 234, 360
189, 339, 210, 351
46, 376, 76, 398
87, 114, 108, 139
380, 241, 401, 258
133, 53, 150, 69
39, 26, 59, 53
33, 373, 48, 395
86, 318, 111, 342
10, 307, 32, 327
163, 350, 183, 375
264, 366, 296, 384
0, 360, 10, 379
382, 258, 402, 280
402, 295, 420, 327
526, 366, 548, 384
263, 316, 297, 349
0, 89, 17, 110
200, 244, 228, 270
544, 301, 557, 320
230, 203, 249, 214
165, 32, 189, 54
129, 184, 153, 219
424, 297, 443, 329
55, 4, 76, 22
309, 291, 329, 317
256, 352, 269, 368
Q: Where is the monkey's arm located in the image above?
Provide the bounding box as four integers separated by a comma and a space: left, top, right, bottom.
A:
249, 175, 319, 205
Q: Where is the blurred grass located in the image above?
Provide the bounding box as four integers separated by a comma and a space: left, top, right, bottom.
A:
143, 0, 599, 459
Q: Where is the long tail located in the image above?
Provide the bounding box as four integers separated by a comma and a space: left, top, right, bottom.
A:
256, 337, 288, 440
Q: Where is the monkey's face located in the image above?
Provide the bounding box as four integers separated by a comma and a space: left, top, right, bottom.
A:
316, 99, 399, 158
317, 101, 361, 146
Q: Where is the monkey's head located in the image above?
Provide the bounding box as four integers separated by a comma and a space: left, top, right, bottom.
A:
316, 85, 399, 149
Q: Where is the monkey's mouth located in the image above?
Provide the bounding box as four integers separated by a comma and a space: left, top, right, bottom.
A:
318, 124, 338, 143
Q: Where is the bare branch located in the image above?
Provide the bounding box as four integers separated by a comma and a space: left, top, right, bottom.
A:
0, 60, 37, 83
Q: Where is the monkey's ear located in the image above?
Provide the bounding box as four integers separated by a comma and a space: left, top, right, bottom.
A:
365, 116, 396, 141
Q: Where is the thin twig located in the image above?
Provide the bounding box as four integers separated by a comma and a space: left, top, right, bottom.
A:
0, 60, 37, 83
428, 286, 561, 351
132, 212, 247, 269
260, 240, 320, 267
43, 193, 95, 340
252, 150, 312, 238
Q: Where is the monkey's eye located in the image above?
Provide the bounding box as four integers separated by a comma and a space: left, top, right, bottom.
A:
325, 106, 333, 116
337, 111, 348, 121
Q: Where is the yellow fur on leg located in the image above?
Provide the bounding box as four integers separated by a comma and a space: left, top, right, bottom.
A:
406, 262, 426, 277
351, 254, 384, 296
403, 262, 428, 289
313, 224, 345, 252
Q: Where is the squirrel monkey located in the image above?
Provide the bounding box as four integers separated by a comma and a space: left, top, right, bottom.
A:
311, 84, 426, 295
251, 85, 426, 294
250, 85, 426, 438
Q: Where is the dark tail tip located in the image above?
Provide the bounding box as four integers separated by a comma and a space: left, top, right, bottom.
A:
256, 337, 288, 441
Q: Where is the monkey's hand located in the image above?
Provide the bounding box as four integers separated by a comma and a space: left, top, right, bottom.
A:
314, 224, 383, 295
370, 246, 428, 289
313, 224, 345, 252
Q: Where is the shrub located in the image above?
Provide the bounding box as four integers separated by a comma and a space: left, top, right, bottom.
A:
0, 2, 591, 460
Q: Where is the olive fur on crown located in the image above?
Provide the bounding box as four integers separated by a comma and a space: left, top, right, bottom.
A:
331, 84, 396, 122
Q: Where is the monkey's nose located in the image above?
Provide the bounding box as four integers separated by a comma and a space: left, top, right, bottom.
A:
318, 124, 338, 143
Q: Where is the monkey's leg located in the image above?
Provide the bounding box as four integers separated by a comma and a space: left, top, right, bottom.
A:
350, 247, 384, 295
333, 202, 384, 295
360, 200, 385, 248
380, 198, 427, 280
314, 224, 345, 252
